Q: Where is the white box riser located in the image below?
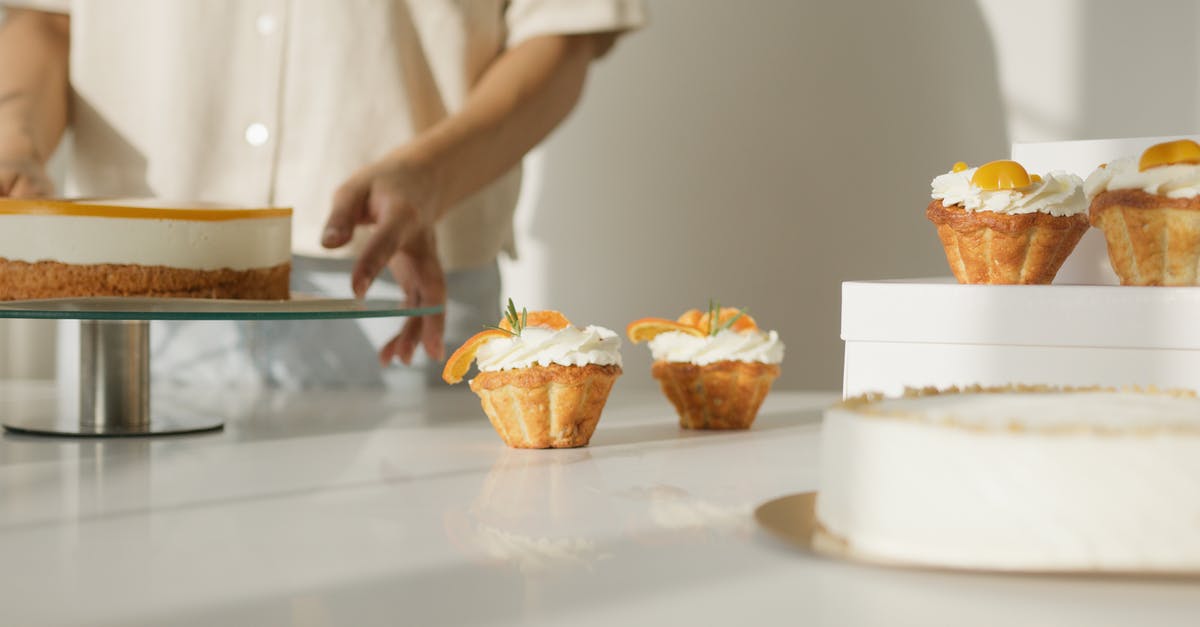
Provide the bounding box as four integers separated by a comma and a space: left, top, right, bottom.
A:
843, 341, 1200, 398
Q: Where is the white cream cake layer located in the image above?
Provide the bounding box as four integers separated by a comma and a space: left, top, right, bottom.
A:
817, 390, 1200, 572
0, 213, 291, 271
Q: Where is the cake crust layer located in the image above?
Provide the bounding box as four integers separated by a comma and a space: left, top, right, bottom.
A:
470, 363, 622, 449
926, 200, 1088, 234
651, 359, 780, 430
1089, 190, 1200, 285
925, 201, 1088, 284
470, 363, 622, 391
0, 258, 291, 300
1088, 188, 1200, 217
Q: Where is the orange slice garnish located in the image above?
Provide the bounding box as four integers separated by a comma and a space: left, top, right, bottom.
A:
442, 329, 511, 385
498, 310, 571, 332
697, 307, 758, 334
676, 309, 704, 329
626, 317, 705, 344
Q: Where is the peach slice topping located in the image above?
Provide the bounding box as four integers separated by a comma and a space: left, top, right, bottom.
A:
970, 160, 1032, 191
1139, 139, 1200, 172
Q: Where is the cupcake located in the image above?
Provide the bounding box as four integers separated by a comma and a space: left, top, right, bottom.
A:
927, 159, 1089, 284
1085, 139, 1200, 285
442, 300, 622, 448
627, 302, 783, 430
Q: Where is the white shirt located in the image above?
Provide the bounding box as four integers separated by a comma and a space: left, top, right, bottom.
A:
7, 0, 646, 270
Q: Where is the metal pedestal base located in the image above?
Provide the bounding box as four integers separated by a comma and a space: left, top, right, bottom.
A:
3, 412, 224, 438
2, 320, 224, 437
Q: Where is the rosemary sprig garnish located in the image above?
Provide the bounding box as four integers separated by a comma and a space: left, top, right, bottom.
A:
483, 298, 528, 337
716, 308, 749, 334
706, 298, 749, 336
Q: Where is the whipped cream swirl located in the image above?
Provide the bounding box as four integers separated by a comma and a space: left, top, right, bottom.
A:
931, 168, 1086, 216
1084, 156, 1200, 199
648, 329, 784, 366
475, 325, 622, 372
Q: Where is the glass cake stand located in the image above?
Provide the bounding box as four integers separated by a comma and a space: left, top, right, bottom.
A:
0, 296, 441, 437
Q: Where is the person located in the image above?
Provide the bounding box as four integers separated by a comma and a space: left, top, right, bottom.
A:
0, 1, 644, 388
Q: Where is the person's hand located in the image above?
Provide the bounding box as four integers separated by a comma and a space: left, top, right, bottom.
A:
0, 130, 53, 197
322, 154, 447, 365
374, 228, 446, 365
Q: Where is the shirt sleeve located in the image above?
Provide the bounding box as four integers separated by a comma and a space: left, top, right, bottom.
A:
505, 0, 647, 50
1, 0, 69, 13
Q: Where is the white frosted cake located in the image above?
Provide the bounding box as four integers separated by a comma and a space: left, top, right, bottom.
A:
817, 386, 1200, 573
0, 198, 291, 300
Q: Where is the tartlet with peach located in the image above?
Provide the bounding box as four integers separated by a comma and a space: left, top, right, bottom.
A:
927, 159, 1088, 284
1085, 139, 1200, 285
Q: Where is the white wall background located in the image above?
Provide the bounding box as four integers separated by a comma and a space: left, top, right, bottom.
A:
980, 0, 1200, 143
7, 0, 1200, 389
503, 0, 1010, 390
501, 0, 1200, 391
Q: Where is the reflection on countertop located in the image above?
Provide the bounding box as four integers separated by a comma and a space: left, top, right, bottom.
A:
1, 387, 1194, 627
447, 449, 612, 576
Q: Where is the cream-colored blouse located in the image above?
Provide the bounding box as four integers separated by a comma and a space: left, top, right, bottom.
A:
6, 0, 646, 270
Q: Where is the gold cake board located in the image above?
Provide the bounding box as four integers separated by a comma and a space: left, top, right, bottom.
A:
755, 492, 1200, 579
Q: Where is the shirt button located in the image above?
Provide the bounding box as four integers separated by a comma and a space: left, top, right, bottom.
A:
255, 13, 278, 36
244, 123, 270, 147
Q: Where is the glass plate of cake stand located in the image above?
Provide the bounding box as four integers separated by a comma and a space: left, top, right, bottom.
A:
0, 295, 441, 437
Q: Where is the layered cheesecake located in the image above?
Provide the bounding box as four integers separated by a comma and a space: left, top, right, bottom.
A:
818, 386, 1200, 573
0, 198, 291, 300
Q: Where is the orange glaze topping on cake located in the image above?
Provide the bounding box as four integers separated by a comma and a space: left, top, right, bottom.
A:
0, 198, 291, 221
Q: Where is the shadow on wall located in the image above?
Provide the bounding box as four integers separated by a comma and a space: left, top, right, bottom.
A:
506, 0, 1008, 390
1080, 0, 1197, 138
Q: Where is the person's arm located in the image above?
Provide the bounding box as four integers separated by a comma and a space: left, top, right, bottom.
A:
0, 8, 70, 197
322, 33, 613, 365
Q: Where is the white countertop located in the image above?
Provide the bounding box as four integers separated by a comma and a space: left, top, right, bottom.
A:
1, 385, 1198, 626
